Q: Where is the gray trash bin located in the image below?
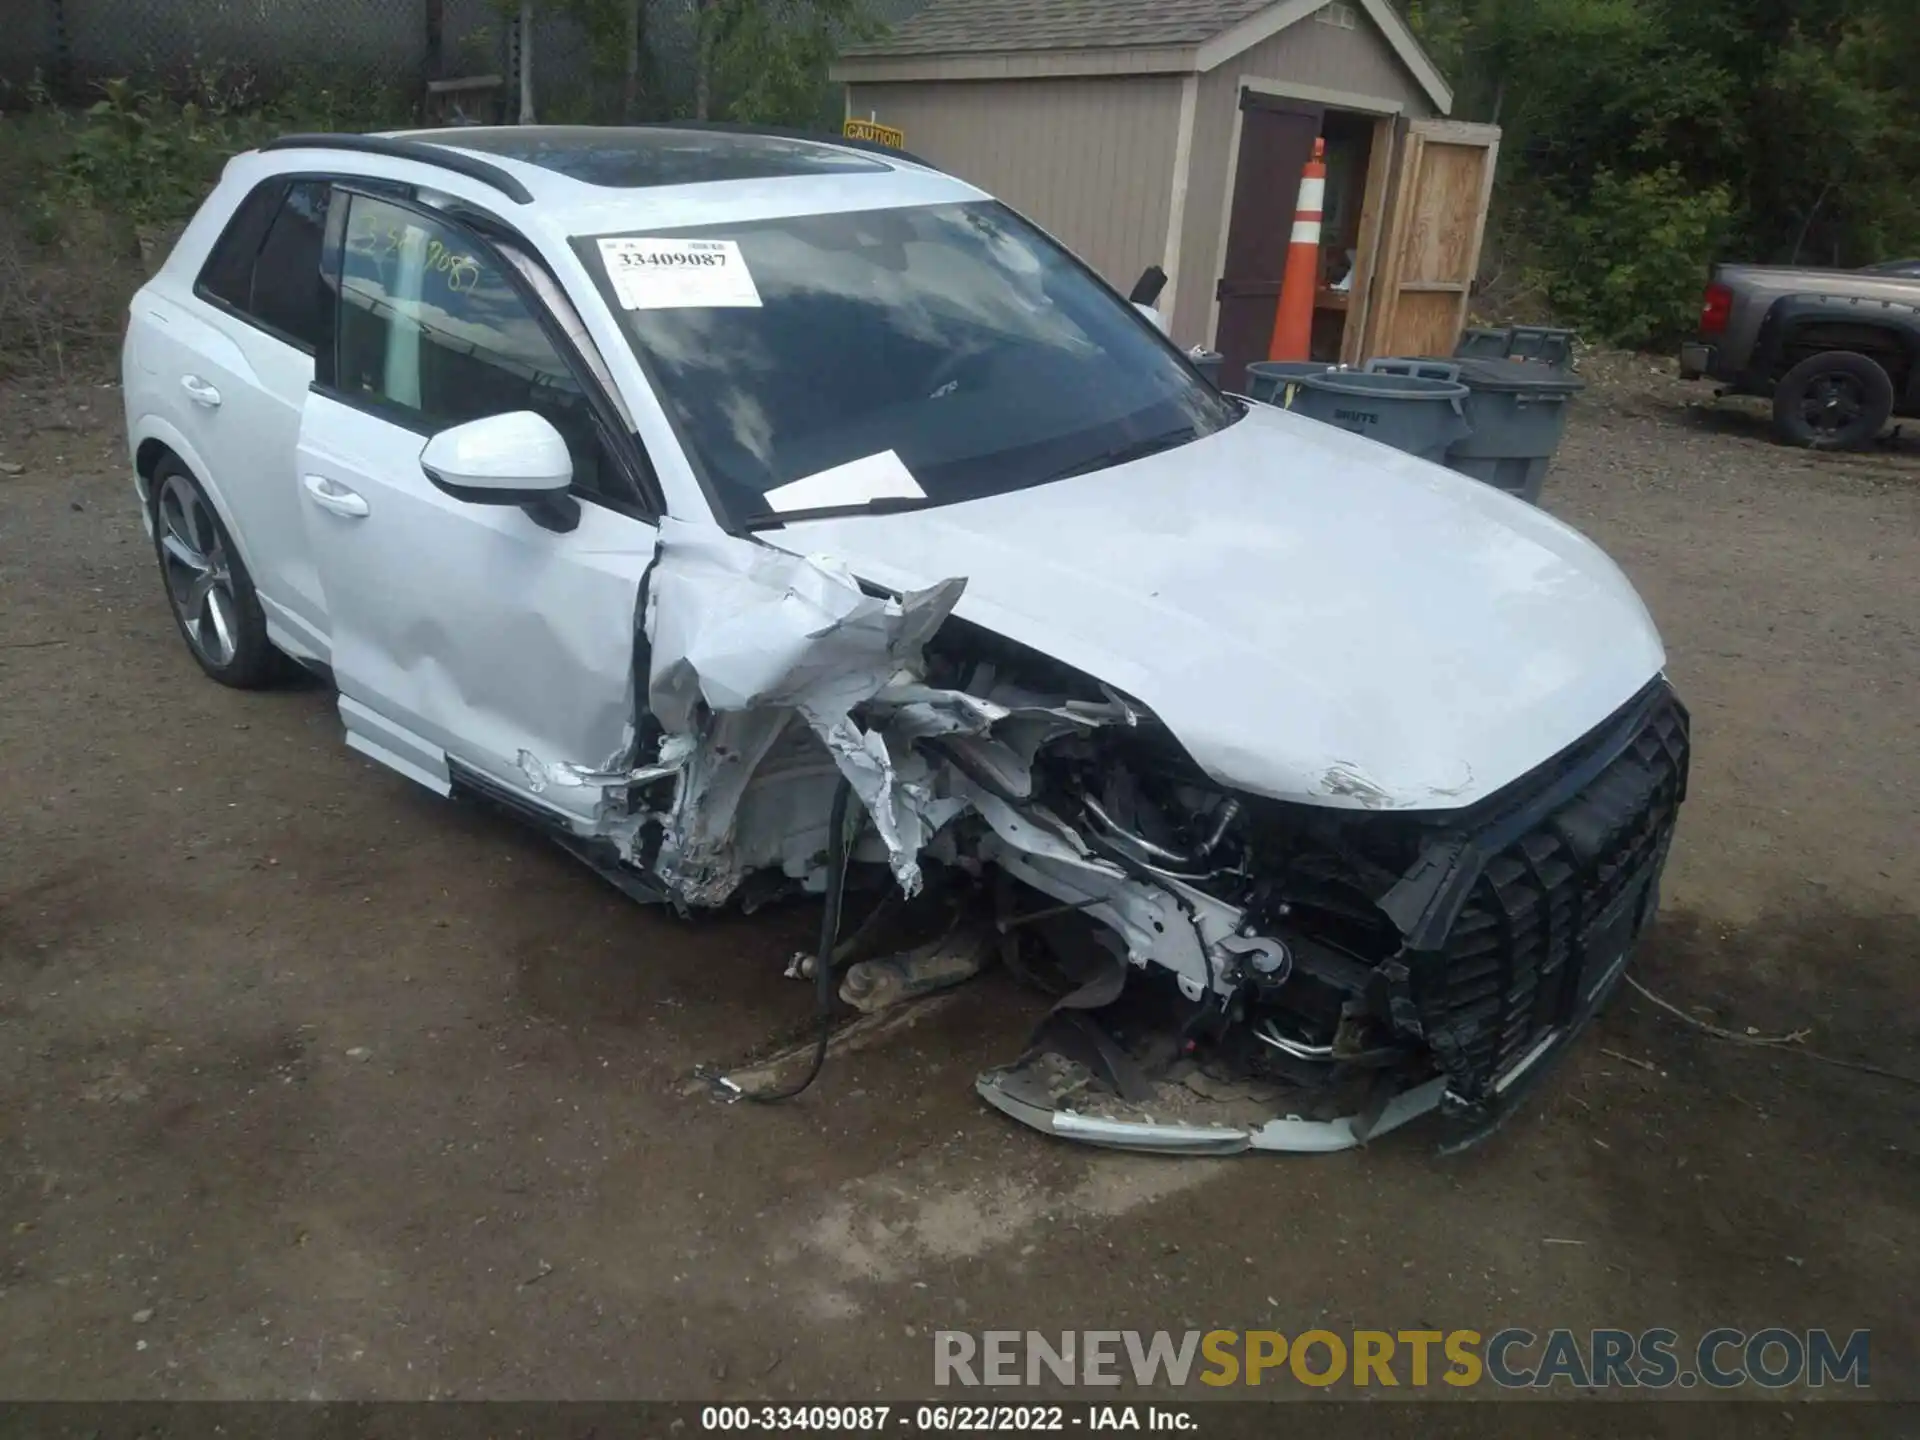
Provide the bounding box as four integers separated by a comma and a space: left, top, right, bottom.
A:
1503, 325, 1578, 370
1451, 324, 1578, 371
1441, 356, 1586, 504
1245, 360, 1334, 408
1364, 357, 1465, 384
1289, 369, 1471, 464
1454, 327, 1512, 361
1188, 349, 1224, 388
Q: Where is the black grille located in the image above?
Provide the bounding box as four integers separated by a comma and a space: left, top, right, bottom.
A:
1408, 685, 1690, 1102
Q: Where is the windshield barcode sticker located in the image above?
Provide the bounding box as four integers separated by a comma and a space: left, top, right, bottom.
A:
597, 237, 762, 310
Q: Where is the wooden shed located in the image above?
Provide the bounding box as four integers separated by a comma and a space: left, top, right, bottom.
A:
831, 0, 1500, 389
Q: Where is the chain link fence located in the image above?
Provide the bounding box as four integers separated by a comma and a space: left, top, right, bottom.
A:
6, 0, 706, 122
5, 0, 935, 126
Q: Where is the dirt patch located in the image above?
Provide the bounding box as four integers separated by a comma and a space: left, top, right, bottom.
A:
0, 372, 1916, 1405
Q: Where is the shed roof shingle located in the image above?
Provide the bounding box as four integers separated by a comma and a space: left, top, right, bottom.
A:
838, 0, 1277, 58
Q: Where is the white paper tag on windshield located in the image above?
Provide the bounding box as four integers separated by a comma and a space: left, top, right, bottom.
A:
763, 451, 926, 513
597, 237, 762, 310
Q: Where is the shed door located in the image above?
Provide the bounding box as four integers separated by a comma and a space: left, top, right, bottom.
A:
1361, 120, 1502, 360
1213, 93, 1325, 391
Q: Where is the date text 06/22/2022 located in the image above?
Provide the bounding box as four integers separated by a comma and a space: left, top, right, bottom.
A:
700, 1405, 1194, 1432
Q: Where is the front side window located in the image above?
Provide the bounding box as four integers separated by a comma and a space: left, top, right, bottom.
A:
334, 192, 616, 498
581, 201, 1239, 525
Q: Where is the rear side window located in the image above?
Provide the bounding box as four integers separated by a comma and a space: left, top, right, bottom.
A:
196, 181, 285, 311
198, 178, 406, 353
246, 181, 333, 349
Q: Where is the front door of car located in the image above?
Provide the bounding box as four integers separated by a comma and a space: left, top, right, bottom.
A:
296, 187, 661, 827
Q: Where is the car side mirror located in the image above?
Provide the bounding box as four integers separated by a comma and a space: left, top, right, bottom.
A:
1128, 265, 1168, 307
420, 411, 580, 533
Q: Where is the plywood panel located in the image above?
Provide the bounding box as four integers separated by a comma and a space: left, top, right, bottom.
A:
1396, 144, 1486, 282
1338, 114, 1399, 365
1362, 119, 1500, 361
1387, 291, 1468, 358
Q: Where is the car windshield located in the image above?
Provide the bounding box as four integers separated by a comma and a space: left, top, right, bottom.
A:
578, 201, 1239, 526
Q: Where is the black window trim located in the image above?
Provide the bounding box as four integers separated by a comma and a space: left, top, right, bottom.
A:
567, 232, 737, 534
315, 182, 666, 524
193, 176, 302, 350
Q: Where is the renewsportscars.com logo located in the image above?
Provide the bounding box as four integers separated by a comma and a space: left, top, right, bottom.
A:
933, 1328, 1871, 1391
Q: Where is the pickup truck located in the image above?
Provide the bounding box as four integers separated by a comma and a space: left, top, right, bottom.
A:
1680, 263, 1920, 448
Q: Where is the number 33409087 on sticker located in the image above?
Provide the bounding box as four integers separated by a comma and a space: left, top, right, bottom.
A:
596, 237, 763, 310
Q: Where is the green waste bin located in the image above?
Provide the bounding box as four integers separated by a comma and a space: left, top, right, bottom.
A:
1188, 349, 1225, 388
1289, 369, 1472, 465
1245, 360, 1334, 408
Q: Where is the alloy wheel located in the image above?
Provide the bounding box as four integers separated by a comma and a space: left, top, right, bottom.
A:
156, 473, 240, 668
1799, 372, 1865, 437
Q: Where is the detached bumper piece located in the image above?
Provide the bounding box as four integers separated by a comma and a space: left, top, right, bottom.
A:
976, 1060, 1448, 1156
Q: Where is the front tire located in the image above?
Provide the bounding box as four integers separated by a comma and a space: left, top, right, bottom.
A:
1771, 351, 1895, 450
150, 459, 282, 688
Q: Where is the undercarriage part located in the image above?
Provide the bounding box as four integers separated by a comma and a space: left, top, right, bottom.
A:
723, 775, 855, 1104
839, 920, 995, 1013
1253, 1019, 1333, 1061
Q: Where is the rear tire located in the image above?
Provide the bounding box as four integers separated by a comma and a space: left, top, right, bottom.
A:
150, 458, 283, 689
1771, 351, 1895, 450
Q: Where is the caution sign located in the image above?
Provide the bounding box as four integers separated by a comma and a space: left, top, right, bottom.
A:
843, 117, 905, 149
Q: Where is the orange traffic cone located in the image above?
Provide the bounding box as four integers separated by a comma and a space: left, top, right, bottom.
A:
1267, 136, 1326, 362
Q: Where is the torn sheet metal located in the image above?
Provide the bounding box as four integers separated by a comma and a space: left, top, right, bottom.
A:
624, 523, 1471, 1159
517, 732, 695, 794
640, 519, 966, 900
627, 519, 1270, 1001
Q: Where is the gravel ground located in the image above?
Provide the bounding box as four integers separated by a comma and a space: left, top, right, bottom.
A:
1, 364, 1916, 1421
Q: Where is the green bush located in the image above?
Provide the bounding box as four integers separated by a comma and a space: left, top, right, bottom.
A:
31, 72, 411, 231
1539, 166, 1731, 348
0, 73, 408, 377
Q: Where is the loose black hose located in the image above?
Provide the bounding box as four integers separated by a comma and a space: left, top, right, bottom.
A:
741, 774, 856, 1103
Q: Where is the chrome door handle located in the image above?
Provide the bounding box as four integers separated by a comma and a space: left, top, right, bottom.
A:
180, 375, 222, 408
302, 473, 370, 518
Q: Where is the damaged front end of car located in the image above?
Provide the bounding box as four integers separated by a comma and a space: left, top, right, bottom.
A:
541, 519, 1690, 1155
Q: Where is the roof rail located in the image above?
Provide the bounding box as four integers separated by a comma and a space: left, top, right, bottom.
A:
636, 120, 941, 174
258, 133, 535, 205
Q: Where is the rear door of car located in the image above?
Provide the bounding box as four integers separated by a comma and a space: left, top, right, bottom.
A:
295, 185, 662, 824
143, 176, 341, 662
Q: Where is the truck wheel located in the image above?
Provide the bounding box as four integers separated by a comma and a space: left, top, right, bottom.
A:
1771, 351, 1895, 450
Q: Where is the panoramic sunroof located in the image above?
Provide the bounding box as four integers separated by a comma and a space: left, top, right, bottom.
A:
420, 126, 889, 189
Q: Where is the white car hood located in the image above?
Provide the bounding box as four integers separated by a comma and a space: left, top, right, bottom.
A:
764, 403, 1665, 811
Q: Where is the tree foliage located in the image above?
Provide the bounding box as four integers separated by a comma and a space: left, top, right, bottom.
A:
544, 0, 875, 129
1406, 0, 1920, 344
